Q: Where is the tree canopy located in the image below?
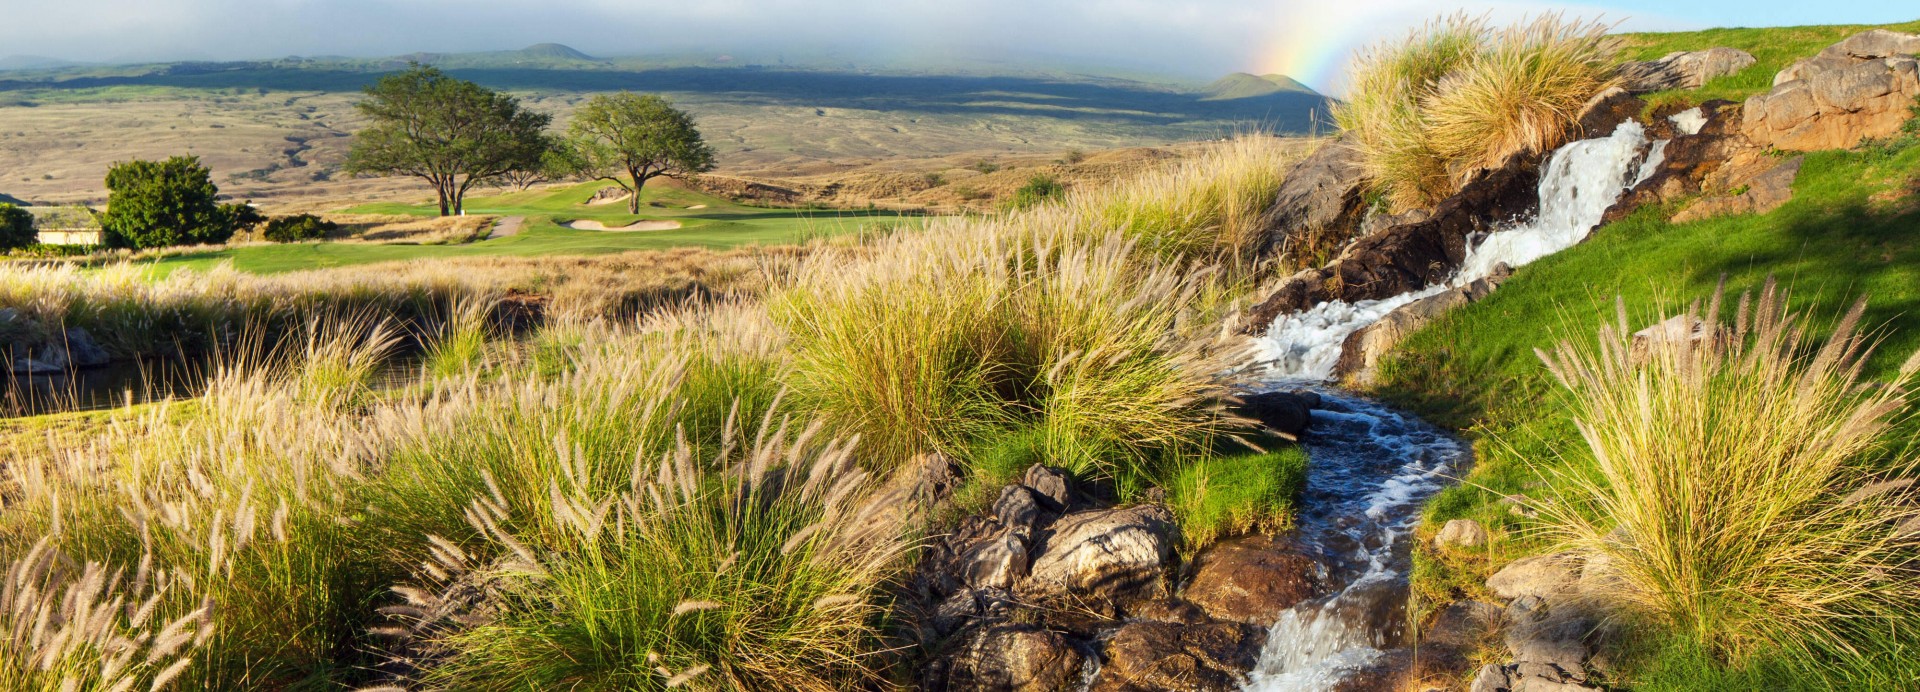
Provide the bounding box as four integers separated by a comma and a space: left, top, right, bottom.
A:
346, 65, 552, 216
0, 203, 33, 251
564, 92, 716, 214
100, 156, 241, 249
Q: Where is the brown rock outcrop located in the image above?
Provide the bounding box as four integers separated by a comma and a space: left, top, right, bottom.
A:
1090, 620, 1266, 692
1181, 534, 1319, 625
1620, 47, 1757, 93
1253, 137, 1368, 264
1745, 31, 1920, 151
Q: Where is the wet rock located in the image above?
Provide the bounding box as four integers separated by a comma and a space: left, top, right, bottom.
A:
61, 328, 110, 368
1574, 86, 1644, 138
1435, 518, 1491, 550
1671, 155, 1803, 223
1182, 534, 1318, 625
1026, 505, 1178, 610
1486, 553, 1584, 601
1331, 649, 1414, 692
1022, 464, 1073, 512
1253, 137, 1368, 263
1090, 619, 1265, 692
1746, 30, 1920, 151
1236, 390, 1317, 439
1333, 263, 1511, 383
1620, 48, 1757, 93
1603, 101, 1749, 225
1244, 154, 1542, 332
929, 623, 1089, 692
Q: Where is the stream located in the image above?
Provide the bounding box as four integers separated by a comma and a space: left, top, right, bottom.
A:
1239, 113, 1695, 690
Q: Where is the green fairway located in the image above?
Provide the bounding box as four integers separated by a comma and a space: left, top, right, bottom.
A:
143, 181, 926, 276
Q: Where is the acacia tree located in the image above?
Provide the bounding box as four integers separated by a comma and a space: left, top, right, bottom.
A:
565, 93, 716, 214
346, 65, 552, 216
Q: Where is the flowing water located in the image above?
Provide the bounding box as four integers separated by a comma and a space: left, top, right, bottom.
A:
1251, 120, 1664, 382
1239, 120, 1673, 690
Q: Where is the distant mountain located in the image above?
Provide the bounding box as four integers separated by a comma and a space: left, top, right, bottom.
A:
0, 55, 80, 71
1199, 72, 1318, 100
518, 43, 597, 62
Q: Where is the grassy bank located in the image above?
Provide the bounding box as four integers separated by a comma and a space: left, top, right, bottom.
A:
1617, 19, 1920, 107
1378, 103, 1920, 687
0, 134, 1311, 689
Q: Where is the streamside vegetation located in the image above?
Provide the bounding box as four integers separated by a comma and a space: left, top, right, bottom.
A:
0, 134, 1306, 689
1336, 14, 1618, 212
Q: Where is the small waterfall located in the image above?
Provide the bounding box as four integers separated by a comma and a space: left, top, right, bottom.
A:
1252, 121, 1662, 381
1239, 119, 1675, 692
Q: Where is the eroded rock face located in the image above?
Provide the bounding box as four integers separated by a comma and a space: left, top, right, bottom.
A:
1745, 31, 1920, 151
1621, 48, 1757, 93
1025, 505, 1179, 610
1253, 137, 1368, 264
927, 624, 1089, 692
1090, 620, 1266, 692
1603, 101, 1749, 225
1244, 156, 1542, 331
1181, 534, 1319, 625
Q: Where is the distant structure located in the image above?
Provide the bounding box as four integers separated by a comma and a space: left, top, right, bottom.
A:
25, 206, 103, 245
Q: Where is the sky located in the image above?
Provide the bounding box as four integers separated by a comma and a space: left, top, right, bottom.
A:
1, 0, 1915, 91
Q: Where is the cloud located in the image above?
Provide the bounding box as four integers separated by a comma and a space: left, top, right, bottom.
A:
0, 0, 1846, 86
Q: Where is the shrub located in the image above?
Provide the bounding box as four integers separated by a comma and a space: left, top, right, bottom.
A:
972, 160, 1001, 174
0, 203, 32, 250
262, 213, 339, 242
1337, 14, 1617, 213
1534, 279, 1920, 664
100, 156, 238, 248
1007, 174, 1065, 210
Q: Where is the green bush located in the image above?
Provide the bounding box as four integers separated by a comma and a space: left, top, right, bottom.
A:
1008, 174, 1065, 210
262, 213, 339, 242
0, 203, 32, 250
100, 156, 238, 249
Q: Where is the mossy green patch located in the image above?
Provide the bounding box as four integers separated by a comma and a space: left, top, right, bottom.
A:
1165, 445, 1307, 551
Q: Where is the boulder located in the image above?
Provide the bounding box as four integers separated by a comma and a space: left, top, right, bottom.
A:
1435, 518, 1491, 550
1629, 313, 1723, 363
929, 624, 1089, 691
1021, 465, 1073, 512
61, 328, 110, 368
1025, 505, 1178, 609
1620, 48, 1757, 93
1244, 153, 1542, 331
1745, 31, 1920, 151
1252, 137, 1368, 263
1235, 390, 1317, 439
1486, 554, 1584, 601
1775, 29, 1920, 85
1332, 264, 1510, 383
993, 485, 1045, 538
1090, 620, 1265, 692
1672, 154, 1802, 223
960, 532, 1031, 591
1574, 86, 1644, 138
1181, 534, 1319, 625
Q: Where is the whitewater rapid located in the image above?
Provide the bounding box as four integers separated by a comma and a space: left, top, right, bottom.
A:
1251, 120, 1667, 382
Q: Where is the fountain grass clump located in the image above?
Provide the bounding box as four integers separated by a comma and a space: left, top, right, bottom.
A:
1337, 14, 1619, 213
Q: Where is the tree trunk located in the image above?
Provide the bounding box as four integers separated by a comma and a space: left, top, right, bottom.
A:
436, 180, 451, 217
628, 169, 643, 215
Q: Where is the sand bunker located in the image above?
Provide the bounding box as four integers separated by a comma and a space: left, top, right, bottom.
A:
688, 204, 709, 209
567, 219, 684, 232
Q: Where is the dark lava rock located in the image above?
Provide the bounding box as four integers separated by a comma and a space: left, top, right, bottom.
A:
926, 623, 1089, 692
1252, 137, 1368, 264
1244, 154, 1542, 332
1090, 619, 1266, 692
1235, 390, 1318, 439
1182, 534, 1319, 626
